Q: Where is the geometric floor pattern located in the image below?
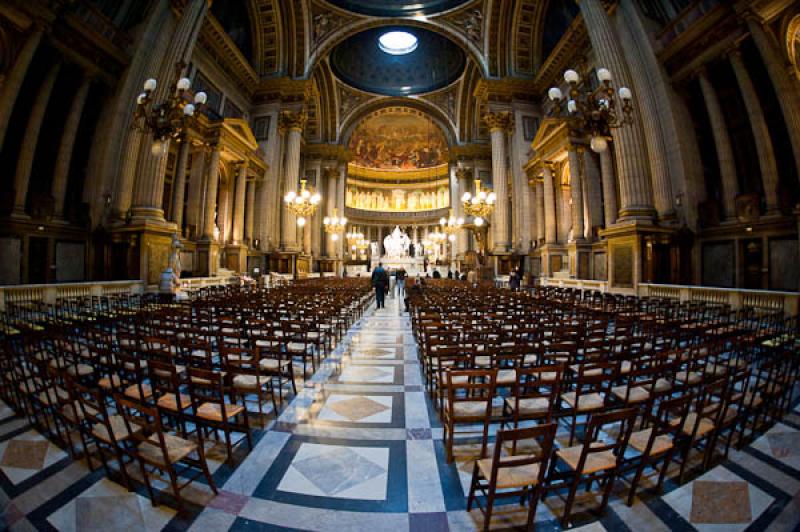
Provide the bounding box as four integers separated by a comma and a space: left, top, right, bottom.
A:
1, 292, 800, 530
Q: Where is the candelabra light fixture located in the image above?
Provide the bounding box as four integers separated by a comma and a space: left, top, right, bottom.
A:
439, 209, 464, 242
547, 67, 633, 153
284, 179, 321, 227
133, 62, 207, 157
462, 179, 496, 226
323, 208, 347, 241
345, 228, 364, 248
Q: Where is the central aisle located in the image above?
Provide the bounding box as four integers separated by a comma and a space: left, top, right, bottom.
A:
190, 291, 456, 531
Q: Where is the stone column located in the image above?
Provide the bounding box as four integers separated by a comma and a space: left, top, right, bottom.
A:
378, 226, 384, 256
218, 178, 231, 244
185, 147, 206, 237
455, 167, 471, 256
729, 49, 779, 211
170, 138, 191, 230
697, 68, 739, 218
0, 27, 43, 152
535, 180, 545, 242
232, 161, 248, 244
337, 162, 346, 262
543, 165, 557, 244
130, 0, 209, 221
12, 62, 61, 216
202, 145, 221, 239
52, 74, 92, 218
484, 112, 514, 253
599, 149, 618, 227
245, 180, 255, 244
583, 149, 604, 231
324, 167, 338, 257
745, 14, 800, 180
578, 0, 654, 220
280, 111, 306, 251
567, 146, 585, 241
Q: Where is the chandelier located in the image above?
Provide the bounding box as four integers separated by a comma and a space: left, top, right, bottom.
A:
461, 179, 496, 226
284, 179, 321, 227
323, 208, 347, 241
133, 62, 207, 157
547, 67, 633, 153
345, 229, 364, 248
439, 209, 463, 242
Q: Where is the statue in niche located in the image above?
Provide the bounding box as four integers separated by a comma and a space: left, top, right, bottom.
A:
408, 193, 418, 211
346, 188, 353, 207
383, 226, 411, 258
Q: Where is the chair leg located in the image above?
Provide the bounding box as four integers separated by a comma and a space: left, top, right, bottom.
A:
561, 473, 581, 528
483, 487, 495, 532
167, 468, 185, 515
627, 460, 646, 506
466, 463, 479, 511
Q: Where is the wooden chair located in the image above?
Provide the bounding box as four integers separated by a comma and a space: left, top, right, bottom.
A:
186, 367, 253, 462
115, 395, 217, 513
467, 423, 557, 531
221, 344, 278, 419
503, 364, 563, 429
622, 393, 693, 505
548, 407, 638, 528
560, 361, 617, 445
443, 368, 497, 463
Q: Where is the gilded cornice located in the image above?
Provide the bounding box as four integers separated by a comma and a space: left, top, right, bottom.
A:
303, 143, 348, 161
473, 77, 538, 103
198, 15, 259, 96
347, 163, 449, 181
450, 143, 491, 160
254, 77, 314, 104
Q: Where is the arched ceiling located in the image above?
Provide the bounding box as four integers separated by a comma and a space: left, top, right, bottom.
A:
325, 0, 473, 17
330, 26, 466, 96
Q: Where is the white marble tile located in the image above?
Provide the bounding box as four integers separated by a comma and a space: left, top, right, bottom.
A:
46, 477, 174, 532
750, 423, 800, 472
0, 430, 67, 484
338, 365, 395, 383
404, 391, 431, 430
277, 443, 389, 500
406, 439, 445, 513
317, 394, 393, 423
223, 431, 291, 496
661, 465, 774, 532
239, 498, 409, 532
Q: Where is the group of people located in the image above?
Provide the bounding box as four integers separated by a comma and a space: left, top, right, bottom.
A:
370, 264, 408, 309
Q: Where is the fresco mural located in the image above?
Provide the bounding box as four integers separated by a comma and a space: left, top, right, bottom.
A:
348, 107, 448, 170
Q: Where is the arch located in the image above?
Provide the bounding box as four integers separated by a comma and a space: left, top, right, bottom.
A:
786, 14, 800, 80
338, 97, 458, 149
305, 17, 489, 80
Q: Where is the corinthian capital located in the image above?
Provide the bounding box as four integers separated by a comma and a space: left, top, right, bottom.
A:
483, 111, 514, 133
279, 110, 308, 133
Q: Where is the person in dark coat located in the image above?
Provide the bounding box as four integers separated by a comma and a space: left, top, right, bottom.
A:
433, 270, 442, 279
371, 262, 389, 309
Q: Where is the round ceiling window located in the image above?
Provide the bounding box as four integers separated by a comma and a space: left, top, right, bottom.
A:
378, 31, 418, 55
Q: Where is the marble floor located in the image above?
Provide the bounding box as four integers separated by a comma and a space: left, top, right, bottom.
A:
2, 293, 800, 531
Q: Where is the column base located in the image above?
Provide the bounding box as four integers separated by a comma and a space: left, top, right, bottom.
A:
567, 241, 593, 280
224, 244, 248, 274
109, 219, 180, 287
195, 240, 221, 277
599, 221, 679, 291
129, 206, 167, 223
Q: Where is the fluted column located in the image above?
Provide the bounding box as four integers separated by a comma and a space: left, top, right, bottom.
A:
485, 112, 514, 253
280, 111, 307, 251
745, 14, 800, 180
168, 138, 191, 230
202, 145, 221, 239
337, 162, 346, 262
578, 0, 654, 220
324, 167, 338, 257
218, 178, 231, 244
567, 146, 585, 241
535, 180, 545, 242
231, 161, 248, 244
245, 180, 255, 244
0, 27, 43, 152
185, 148, 206, 236
52, 74, 92, 218
12, 63, 61, 216
698, 68, 739, 218
729, 49, 779, 211
583, 149, 604, 231
455, 167, 471, 256
599, 149, 618, 227
130, 0, 209, 220
542, 165, 557, 244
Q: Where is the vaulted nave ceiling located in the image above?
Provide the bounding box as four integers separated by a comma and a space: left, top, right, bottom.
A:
208, 0, 583, 144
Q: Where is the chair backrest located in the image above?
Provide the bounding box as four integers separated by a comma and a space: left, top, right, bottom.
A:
512, 364, 564, 423
580, 407, 638, 465
446, 368, 497, 413
488, 423, 557, 484
114, 394, 171, 465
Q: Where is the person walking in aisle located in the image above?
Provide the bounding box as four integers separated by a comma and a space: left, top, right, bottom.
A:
396, 267, 407, 299
372, 262, 389, 309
